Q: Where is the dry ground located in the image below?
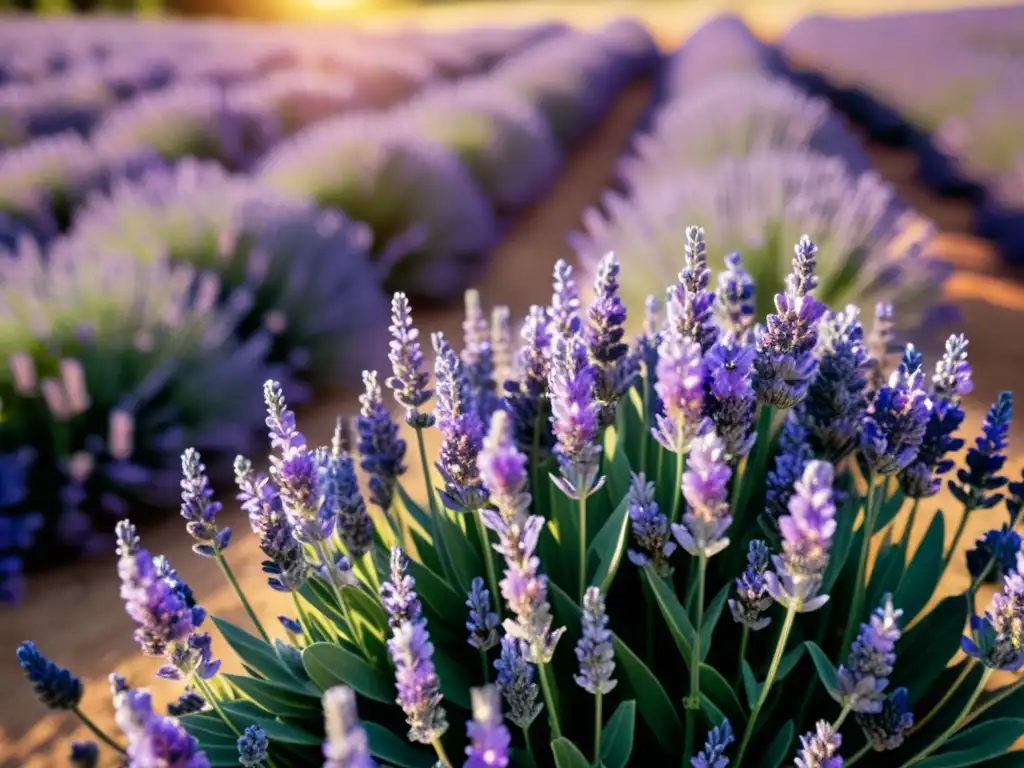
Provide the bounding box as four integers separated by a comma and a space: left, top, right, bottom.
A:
2, 7, 1024, 765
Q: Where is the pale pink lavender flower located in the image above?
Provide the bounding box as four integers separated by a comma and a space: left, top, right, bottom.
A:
179, 448, 231, 558
463, 289, 501, 423
716, 251, 756, 341
466, 576, 500, 652
381, 547, 422, 628
433, 333, 488, 513
493, 636, 543, 729
574, 586, 617, 695
766, 461, 836, 612
357, 371, 408, 512
859, 347, 931, 477
794, 721, 842, 768
691, 719, 734, 768
627, 472, 676, 577
753, 236, 826, 409
547, 332, 604, 499
586, 253, 633, 427
386, 292, 435, 430
114, 688, 210, 768
389, 617, 448, 744
322, 686, 374, 768
464, 685, 511, 768
962, 567, 1024, 671
729, 540, 772, 631
672, 430, 733, 558
477, 410, 532, 526
669, 226, 718, 352
856, 687, 913, 751
652, 324, 705, 453
704, 340, 757, 462
835, 595, 902, 714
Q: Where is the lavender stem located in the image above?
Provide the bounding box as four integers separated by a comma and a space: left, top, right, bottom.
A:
902, 669, 992, 767
734, 625, 750, 694
940, 500, 976, 575
846, 743, 872, 766
684, 552, 708, 765
414, 427, 438, 551
911, 659, 976, 736
670, 449, 684, 525
538, 661, 562, 739
314, 540, 366, 659
431, 737, 454, 768
72, 707, 125, 754
474, 509, 502, 622
593, 690, 604, 764
196, 675, 241, 738
216, 553, 269, 643
579, 493, 589, 604
292, 593, 314, 644
898, 499, 920, 554
840, 473, 879, 658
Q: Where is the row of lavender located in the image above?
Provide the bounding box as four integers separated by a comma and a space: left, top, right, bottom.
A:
567, 14, 950, 340
778, 7, 1024, 264
0, 17, 659, 604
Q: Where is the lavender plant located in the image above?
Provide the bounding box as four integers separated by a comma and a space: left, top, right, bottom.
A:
16, 231, 1023, 768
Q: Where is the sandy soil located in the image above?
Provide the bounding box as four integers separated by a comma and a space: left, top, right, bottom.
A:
2, 18, 1024, 767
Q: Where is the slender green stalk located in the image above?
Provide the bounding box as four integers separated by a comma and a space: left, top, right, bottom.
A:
735, 602, 799, 767
358, 552, 381, 596
315, 541, 367, 658
670, 449, 685, 524
831, 703, 852, 732
523, 725, 535, 761
474, 509, 502, 621
538, 662, 563, 738
734, 625, 750, 694
216, 553, 269, 643
73, 708, 125, 754
579, 492, 589, 603
480, 651, 490, 684
196, 676, 241, 737
640, 377, 650, 473
414, 427, 436, 543
898, 499, 920, 555
901, 669, 993, 767
594, 691, 604, 764
840, 473, 878, 657
292, 591, 314, 640
685, 553, 708, 764
846, 744, 872, 766
962, 673, 1024, 727
911, 660, 976, 735
940, 503, 974, 575
431, 737, 454, 768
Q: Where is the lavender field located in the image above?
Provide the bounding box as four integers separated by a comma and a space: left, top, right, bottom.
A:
2, 5, 1024, 767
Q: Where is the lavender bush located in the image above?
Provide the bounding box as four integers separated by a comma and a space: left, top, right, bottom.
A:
18, 238, 1023, 767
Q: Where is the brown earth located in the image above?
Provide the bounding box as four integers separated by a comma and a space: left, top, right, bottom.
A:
2, 14, 1024, 768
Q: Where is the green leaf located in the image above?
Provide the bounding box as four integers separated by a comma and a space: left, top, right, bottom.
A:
805, 642, 839, 694
212, 617, 287, 683
435, 507, 482, 595
775, 642, 806, 684
699, 583, 730, 661
602, 425, 633, 506
181, 713, 237, 748
895, 512, 945, 624
742, 661, 760, 709
916, 719, 1024, 768
762, 720, 795, 768
641, 567, 695, 663
272, 639, 309, 686
364, 722, 435, 768
396, 482, 443, 575
866, 530, 907, 613
339, 584, 389, 668
301, 642, 394, 703
699, 664, 746, 726
219, 701, 323, 745
822, 486, 859, 593
588, 494, 631, 591
299, 578, 346, 629
875, 483, 907, 532
224, 674, 321, 718
891, 596, 968, 705
407, 558, 466, 619
600, 700, 636, 768
202, 745, 247, 766
432, 646, 472, 710
551, 737, 591, 768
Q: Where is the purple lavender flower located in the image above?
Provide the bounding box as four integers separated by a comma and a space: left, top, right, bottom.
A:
753, 236, 826, 409
574, 586, 617, 695
168, 692, 206, 717
764, 417, 813, 524
794, 721, 842, 768
836, 595, 902, 714
465, 685, 511, 768
856, 687, 913, 751
237, 725, 269, 768
491, 305, 514, 387
691, 719, 734, 768
493, 636, 543, 729
118, 543, 199, 657
704, 339, 757, 462
110, 674, 129, 696
652, 323, 705, 453
766, 461, 837, 612
547, 331, 604, 499
866, 302, 895, 392
114, 688, 210, 768
386, 292, 435, 429
234, 456, 309, 593
729, 540, 772, 631
669, 226, 718, 352
389, 617, 448, 744
548, 259, 581, 339
962, 568, 1024, 671
716, 252, 756, 340
800, 306, 870, 462
586, 253, 633, 427
626, 472, 676, 576
932, 333, 973, 404
156, 630, 221, 683
467, 576, 500, 652
477, 410, 531, 525
263, 380, 305, 453
279, 616, 303, 637
357, 370, 408, 512
968, 527, 1022, 583
179, 448, 231, 558
381, 547, 423, 628
322, 686, 374, 768
673, 430, 733, 558
639, 295, 662, 406
950, 392, 1013, 510
70, 741, 99, 768
321, 437, 374, 560
463, 289, 501, 423
273, 443, 331, 544
433, 332, 489, 513
859, 347, 931, 476
16, 641, 83, 710
504, 304, 554, 456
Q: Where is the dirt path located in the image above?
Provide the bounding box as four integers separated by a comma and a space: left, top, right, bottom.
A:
2, 33, 1024, 768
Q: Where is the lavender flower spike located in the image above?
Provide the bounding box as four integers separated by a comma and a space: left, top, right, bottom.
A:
716, 251, 756, 340
704, 339, 757, 462
626, 472, 677, 577
386, 292, 435, 430
962, 567, 1024, 671
950, 392, 1013, 511
866, 302, 895, 392
381, 547, 422, 627
357, 370, 408, 512
859, 347, 932, 477
932, 333, 973, 404
835, 595, 902, 714
574, 586, 617, 695
673, 429, 734, 558
118, 541, 199, 657
321, 444, 375, 560
114, 688, 210, 768
462, 289, 501, 423
764, 417, 813, 525
548, 258, 581, 339
493, 636, 543, 729
765, 461, 837, 613
237, 724, 269, 768
433, 332, 488, 513
856, 687, 914, 752
670, 225, 718, 352
179, 448, 231, 558
729, 540, 772, 631
322, 686, 374, 768
389, 617, 448, 744
465, 685, 511, 768
70, 741, 99, 768
466, 576, 500, 652
548, 331, 604, 499
692, 719, 734, 768
795, 721, 843, 768
16, 641, 83, 710
586, 252, 633, 427
491, 305, 514, 387
753, 236, 827, 409
505, 304, 553, 455
652, 322, 705, 453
